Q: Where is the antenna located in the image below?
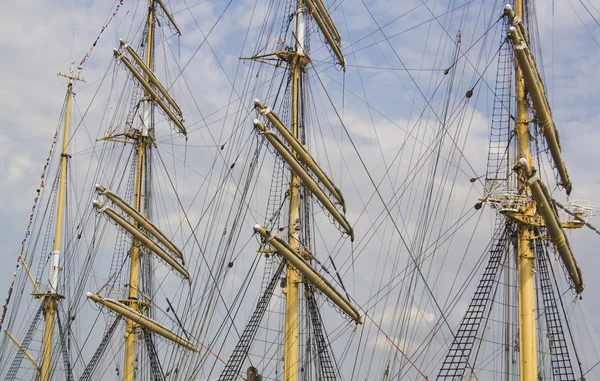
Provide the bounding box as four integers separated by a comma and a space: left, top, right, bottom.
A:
70, 24, 79, 76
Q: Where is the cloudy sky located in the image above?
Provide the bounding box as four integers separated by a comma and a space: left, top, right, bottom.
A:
1, 0, 600, 380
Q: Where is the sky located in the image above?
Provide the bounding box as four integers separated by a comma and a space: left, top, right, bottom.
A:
1, 0, 600, 380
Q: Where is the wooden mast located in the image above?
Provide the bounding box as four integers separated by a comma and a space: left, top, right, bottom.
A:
248, 2, 358, 379
40, 70, 84, 381
17, 1, 192, 379
511, 0, 538, 379
122, 1, 154, 380
506, 0, 584, 377
284, 2, 305, 380
87, 2, 194, 378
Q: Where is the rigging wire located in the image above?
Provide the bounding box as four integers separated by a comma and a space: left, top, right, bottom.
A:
313, 63, 457, 365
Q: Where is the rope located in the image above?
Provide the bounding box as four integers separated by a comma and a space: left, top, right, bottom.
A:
77, 0, 126, 73
0, 124, 60, 330
555, 201, 600, 236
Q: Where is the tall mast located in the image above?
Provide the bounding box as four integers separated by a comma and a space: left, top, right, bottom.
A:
425, 1, 585, 378
7, 1, 193, 379
40, 71, 83, 381
284, 2, 305, 380
245, 1, 359, 379
123, 0, 155, 380
512, 0, 538, 379
506, 0, 584, 377
89, 2, 194, 378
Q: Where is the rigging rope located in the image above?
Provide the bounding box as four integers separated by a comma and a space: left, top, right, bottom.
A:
77, 0, 126, 73
555, 201, 600, 236
0, 123, 60, 330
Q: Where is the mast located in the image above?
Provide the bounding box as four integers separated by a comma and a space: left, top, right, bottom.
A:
234, 2, 358, 380
438, 2, 586, 379
241, 1, 358, 380
1, 2, 193, 379
505, 0, 584, 378
123, 1, 154, 379
88, 2, 195, 374
83, 2, 198, 380
284, 2, 305, 380
40, 71, 83, 381
511, 0, 538, 379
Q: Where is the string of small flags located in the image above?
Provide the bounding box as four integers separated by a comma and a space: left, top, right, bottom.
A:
77, 0, 126, 72
0, 125, 60, 330
0, 0, 128, 330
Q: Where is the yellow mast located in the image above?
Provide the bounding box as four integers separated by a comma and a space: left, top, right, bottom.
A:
29, 2, 190, 380
511, 0, 538, 379
122, 1, 154, 380
88, 1, 192, 377
247, 2, 357, 379
84, 2, 193, 376
497, 1, 586, 378
284, 2, 305, 380
40, 71, 83, 381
